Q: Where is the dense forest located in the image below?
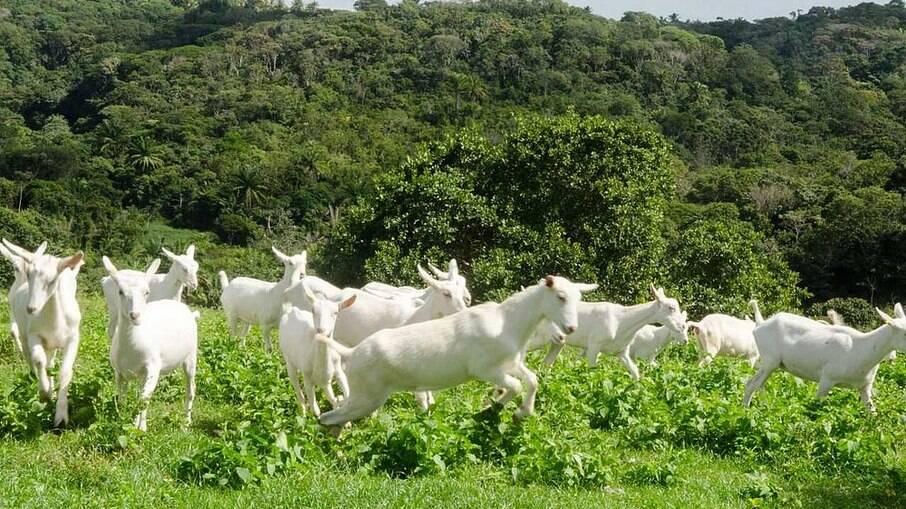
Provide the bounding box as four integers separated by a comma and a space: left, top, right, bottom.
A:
3, 0, 906, 319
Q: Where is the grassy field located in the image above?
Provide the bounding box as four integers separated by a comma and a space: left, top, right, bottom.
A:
1, 296, 904, 508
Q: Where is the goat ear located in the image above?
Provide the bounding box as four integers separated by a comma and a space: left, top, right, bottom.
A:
427, 262, 446, 279
161, 247, 177, 260
185, 244, 196, 259
340, 294, 357, 310
649, 283, 658, 299
298, 250, 307, 275
448, 258, 459, 278
544, 275, 555, 288
895, 303, 905, 320
681, 310, 688, 320
34, 241, 48, 257
417, 264, 439, 288
301, 281, 317, 305
102, 255, 118, 276
575, 283, 598, 293
2, 239, 34, 263
877, 307, 894, 325
58, 251, 83, 273
271, 245, 288, 262
145, 258, 161, 275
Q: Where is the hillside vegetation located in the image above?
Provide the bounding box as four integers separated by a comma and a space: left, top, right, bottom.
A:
3, 1, 906, 312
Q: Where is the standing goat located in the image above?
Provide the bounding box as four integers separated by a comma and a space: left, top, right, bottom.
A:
285, 264, 469, 410
316, 276, 597, 431
743, 305, 906, 413
3, 239, 83, 426
219, 247, 307, 353
279, 281, 356, 417
101, 245, 198, 341
0, 241, 45, 358
526, 285, 686, 380
103, 256, 198, 431
687, 310, 759, 368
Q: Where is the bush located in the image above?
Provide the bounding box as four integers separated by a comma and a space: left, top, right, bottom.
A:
806, 297, 878, 330
321, 113, 673, 303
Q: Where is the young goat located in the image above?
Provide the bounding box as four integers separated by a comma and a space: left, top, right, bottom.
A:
315, 277, 597, 431
3, 239, 83, 426
219, 247, 306, 353
0, 241, 45, 358
279, 282, 357, 417
526, 285, 686, 380
743, 305, 906, 413
628, 313, 690, 364
687, 311, 758, 368
103, 256, 198, 431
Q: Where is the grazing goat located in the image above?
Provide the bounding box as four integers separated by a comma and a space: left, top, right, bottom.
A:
103, 257, 198, 431
219, 247, 306, 353
279, 282, 357, 416
628, 312, 690, 364
526, 285, 686, 380
687, 310, 758, 368
315, 276, 597, 431
3, 239, 83, 426
743, 305, 906, 413
0, 241, 45, 358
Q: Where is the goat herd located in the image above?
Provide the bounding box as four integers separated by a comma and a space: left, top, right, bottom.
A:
1, 240, 904, 437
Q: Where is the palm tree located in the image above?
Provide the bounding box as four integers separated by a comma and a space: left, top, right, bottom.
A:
230, 166, 270, 210
127, 136, 164, 172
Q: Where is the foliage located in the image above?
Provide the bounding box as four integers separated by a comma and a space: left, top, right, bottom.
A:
321, 113, 672, 303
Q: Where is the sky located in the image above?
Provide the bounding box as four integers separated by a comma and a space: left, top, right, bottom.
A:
308, 1, 881, 21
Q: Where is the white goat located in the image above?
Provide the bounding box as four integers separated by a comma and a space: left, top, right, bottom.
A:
309, 266, 465, 345
628, 313, 690, 364
219, 247, 307, 353
0, 241, 45, 358
315, 276, 597, 430
103, 257, 198, 431
823, 308, 896, 362
101, 245, 199, 341
743, 305, 906, 413
362, 259, 472, 305
525, 285, 686, 380
101, 257, 161, 340
3, 239, 83, 426
286, 264, 469, 410
687, 308, 759, 368
279, 282, 357, 416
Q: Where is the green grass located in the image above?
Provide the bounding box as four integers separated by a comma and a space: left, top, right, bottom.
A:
1, 296, 904, 508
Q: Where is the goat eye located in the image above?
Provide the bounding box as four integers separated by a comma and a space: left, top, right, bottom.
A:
443, 291, 451, 297
119, 290, 124, 296
557, 294, 566, 301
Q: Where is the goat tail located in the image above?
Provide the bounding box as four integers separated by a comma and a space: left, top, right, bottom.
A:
218, 271, 229, 289
314, 333, 354, 358
749, 299, 764, 325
